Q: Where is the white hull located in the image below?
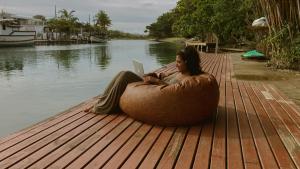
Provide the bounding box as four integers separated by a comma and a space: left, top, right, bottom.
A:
0, 33, 35, 47
90, 36, 107, 43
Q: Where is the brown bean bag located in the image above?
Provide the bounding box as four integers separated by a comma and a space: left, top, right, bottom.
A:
119, 73, 219, 126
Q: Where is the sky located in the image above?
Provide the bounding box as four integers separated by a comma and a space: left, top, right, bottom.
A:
0, 0, 178, 34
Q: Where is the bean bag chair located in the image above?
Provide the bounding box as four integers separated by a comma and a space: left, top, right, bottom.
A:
119, 73, 219, 126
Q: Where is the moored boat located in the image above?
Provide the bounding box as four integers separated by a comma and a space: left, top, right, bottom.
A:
0, 13, 37, 47
90, 35, 107, 43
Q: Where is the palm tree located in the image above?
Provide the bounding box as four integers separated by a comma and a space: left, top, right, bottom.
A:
58, 9, 77, 22
57, 9, 79, 39
94, 10, 111, 32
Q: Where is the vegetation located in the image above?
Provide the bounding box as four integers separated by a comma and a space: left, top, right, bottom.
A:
45, 9, 112, 40
94, 10, 111, 31
146, 0, 256, 44
94, 10, 111, 38
257, 0, 300, 70
145, 11, 175, 38
109, 30, 147, 39
47, 9, 79, 39
148, 0, 300, 70
45, 9, 145, 41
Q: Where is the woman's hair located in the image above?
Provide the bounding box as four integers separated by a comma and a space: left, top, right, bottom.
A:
177, 46, 202, 75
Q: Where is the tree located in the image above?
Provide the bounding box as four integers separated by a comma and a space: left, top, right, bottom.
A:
93, 10, 111, 38
147, 0, 256, 44
94, 11, 111, 31
47, 9, 79, 40
145, 11, 175, 38
58, 9, 78, 22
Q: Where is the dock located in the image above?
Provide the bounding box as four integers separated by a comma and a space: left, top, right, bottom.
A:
34, 40, 90, 45
0, 53, 299, 168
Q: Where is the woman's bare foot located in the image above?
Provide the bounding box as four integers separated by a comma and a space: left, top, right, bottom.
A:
84, 107, 93, 113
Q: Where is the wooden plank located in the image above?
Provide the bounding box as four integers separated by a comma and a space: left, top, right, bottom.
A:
0, 98, 96, 146
256, 83, 300, 145
0, 102, 95, 152
262, 84, 300, 129
215, 55, 225, 85
0, 112, 90, 161
192, 119, 214, 169
248, 82, 299, 168
265, 84, 300, 113
120, 126, 163, 169
65, 120, 141, 169
85, 124, 150, 169
156, 127, 188, 169
240, 81, 280, 169
100, 124, 153, 169
138, 127, 175, 169
47, 115, 131, 169
201, 53, 217, 73
226, 82, 244, 169
233, 80, 261, 169
205, 54, 220, 75
174, 126, 201, 169
0, 113, 96, 168
9, 114, 116, 169
29, 114, 123, 168
211, 54, 222, 77
210, 55, 227, 169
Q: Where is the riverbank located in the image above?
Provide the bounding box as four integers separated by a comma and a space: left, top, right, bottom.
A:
230, 52, 300, 107
154, 37, 186, 45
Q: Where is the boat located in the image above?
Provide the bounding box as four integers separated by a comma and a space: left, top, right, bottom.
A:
90, 35, 107, 43
0, 12, 37, 47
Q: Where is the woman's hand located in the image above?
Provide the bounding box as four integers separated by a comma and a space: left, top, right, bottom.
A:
143, 76, 159, 84
143, 76, 168, 85
158, 72, 167, 79
143, 72, 158, 78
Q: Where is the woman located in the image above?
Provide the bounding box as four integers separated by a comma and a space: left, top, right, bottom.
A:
88, 45, 202, 114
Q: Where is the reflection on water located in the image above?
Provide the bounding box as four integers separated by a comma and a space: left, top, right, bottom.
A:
148, 42, 179, 65
53, 49, 80, 70
94, 45, 111, 70
0, 41, 180, 75
0, 40, 181, 137
0, 55, 24, 73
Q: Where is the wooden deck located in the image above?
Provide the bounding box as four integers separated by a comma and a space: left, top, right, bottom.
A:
0, 53, 300, 169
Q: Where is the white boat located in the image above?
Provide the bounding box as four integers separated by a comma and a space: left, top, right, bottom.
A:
0, 13, 37, 47
90, 36, 107, 43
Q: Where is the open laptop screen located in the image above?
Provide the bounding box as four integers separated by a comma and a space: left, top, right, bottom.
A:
132, 60, 144, 77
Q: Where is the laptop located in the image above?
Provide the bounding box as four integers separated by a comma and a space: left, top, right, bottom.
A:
132, 60, 144, 77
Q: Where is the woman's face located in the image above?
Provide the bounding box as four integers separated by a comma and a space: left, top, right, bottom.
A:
176, 55, 188, 73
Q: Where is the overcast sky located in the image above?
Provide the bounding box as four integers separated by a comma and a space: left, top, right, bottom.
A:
0, 0, 178, 34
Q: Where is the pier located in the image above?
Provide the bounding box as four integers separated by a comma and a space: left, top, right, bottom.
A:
0, 53, 299, 168
34, 40, 90, 45
185, 33, 219, 53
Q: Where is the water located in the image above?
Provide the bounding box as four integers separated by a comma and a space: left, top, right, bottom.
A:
0, 40, 180, 137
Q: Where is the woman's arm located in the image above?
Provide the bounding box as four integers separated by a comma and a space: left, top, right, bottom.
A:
143, 72, 159, 78
143, 76, 168, 85
158, 71, 179, 79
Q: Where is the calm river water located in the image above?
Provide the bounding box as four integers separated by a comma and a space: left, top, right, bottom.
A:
0, 40, 180, 137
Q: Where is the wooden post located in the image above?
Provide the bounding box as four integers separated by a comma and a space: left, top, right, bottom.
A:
213, 33, 219, 54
